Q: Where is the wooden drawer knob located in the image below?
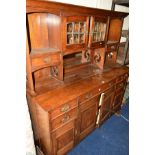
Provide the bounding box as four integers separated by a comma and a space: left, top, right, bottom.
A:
61, 104, 70, 112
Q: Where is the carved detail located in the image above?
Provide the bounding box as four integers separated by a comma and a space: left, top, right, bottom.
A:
94, 53, 101, 63
51, 66, 59, 77
84, 50, 90, 61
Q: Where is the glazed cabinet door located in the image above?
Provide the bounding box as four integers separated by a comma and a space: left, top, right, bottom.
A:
88, 16, 109, 48
51, 119, 78, 155
62, 16, 89, 54
78, 95, 99, 141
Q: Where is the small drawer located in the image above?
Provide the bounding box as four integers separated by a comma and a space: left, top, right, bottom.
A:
107, 44, 117, 51
116, 75, 125, 83
31, 53, 61, 70
78, 80, 115, 104
78, 91, 93, 104
51, 108, 78, 131
51, 99, 78, 120
116, 80, 126, 90
101, 86, 115, 100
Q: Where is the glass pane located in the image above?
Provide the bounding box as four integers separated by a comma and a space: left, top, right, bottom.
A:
80, 34, 85, 43
101, 32, 105, 41
80, 22, 85, 32
93, 33, 97, 42
67, 34, 73, 44
99, 23, 104, 32
74, 22, 79, 32
67, 23, 73, 32
94, 22, 98, 32
97, 32, 100, 41
74, 34, 79, 44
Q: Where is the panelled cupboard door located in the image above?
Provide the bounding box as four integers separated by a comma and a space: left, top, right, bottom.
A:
99, 90, 114, 124
78, 96, 99, 141
62, 16, 89, 54
108, 17, 123, 42
88, 16, 109, 48
51, 120, 78, 155
113, 87, 124, 112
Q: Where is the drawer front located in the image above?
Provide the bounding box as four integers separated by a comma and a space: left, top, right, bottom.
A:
116, 73, 128, 83
107, 44, 117, 51
51, 108, 78, 131
101, 86, 115, 101
51, 99, 78, 120
31, 53, 61, 69
116, 80, 126, 90
79, 80, 115, 104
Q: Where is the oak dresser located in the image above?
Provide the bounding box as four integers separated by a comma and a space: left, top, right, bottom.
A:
26, 1, 129, 155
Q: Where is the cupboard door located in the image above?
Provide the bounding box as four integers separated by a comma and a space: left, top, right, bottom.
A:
62, 16, 89, 53
88, 16, 109, 48
113, 88, 125, 112
51, 120, 78, 155
108, 17, 123, 42
79, 96, 99, 141
99, 90, 114, 124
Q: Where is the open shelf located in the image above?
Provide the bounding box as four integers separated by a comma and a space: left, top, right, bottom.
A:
30, 48, 60, 58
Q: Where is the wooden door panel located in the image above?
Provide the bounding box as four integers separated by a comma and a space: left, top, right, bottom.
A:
80, 104, 97, 132
57, 128, 73, 150
52, 120, 77, 155
79, 97, 98, 141
100, 91, 114, 124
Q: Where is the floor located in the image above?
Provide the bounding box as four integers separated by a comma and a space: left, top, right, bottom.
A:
68, 101, 129, 155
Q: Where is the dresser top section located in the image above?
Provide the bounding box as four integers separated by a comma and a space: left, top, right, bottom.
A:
26, 0, 128, 17
29, 65, 128, 111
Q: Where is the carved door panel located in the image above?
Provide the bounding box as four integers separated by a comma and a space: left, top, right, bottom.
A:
113, 87, 125, 112
51, 120, 78, 155
78, 96, 99, 141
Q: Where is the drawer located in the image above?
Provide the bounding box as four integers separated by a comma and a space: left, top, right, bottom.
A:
79, 80, 115, 104
116, 73, 128, 83
116, 80, 126, 90
101, 86, 115, 101
51, 108, 78, 131
31, 53, 61, 70
51, 99, 78, 120
106, 44, 117, 51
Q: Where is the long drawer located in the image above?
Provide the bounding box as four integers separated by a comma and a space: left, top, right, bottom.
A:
78, 80, 115, 104
50, 99, 78, 120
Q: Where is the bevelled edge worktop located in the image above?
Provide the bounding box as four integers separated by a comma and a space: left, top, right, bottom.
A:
28, 66, 128, 112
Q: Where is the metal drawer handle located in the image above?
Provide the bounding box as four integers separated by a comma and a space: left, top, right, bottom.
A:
100, 42, 102, 45
85, 93, 92, 99
43, 57, 50, 63
109, 83, 112, 87
111, 45, 115, 49
119, 83, 123, 87
61, 114, 70, 124
61, 104, 70, 112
